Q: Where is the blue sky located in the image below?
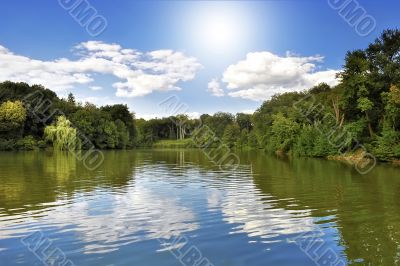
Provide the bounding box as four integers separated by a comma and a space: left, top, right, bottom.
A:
0, 0, 399, 118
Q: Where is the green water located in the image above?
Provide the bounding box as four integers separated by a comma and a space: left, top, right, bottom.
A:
0, 150, 399, 265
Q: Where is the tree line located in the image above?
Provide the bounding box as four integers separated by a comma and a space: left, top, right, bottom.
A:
1, 29, 400, 162
0, 82, 136, 151
137, 29, 400, 162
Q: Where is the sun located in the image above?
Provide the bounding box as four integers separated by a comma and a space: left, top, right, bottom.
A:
200, 13, 238, 50
186, 4, 252, 56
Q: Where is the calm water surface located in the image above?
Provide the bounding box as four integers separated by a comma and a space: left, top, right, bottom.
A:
0, 150, 400, 265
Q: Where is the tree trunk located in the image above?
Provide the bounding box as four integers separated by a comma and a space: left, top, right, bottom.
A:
332, 97, 344, 128
365, 112, 374, 137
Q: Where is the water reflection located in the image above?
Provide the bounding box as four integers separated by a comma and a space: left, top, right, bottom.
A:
0, 150, 400, 265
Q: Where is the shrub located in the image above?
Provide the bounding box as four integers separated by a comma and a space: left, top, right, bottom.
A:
16, 136, 38, 150
373, 125, 400, 160
0, 138, 16, 150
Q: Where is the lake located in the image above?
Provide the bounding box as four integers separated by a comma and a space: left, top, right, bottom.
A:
0, 149, 399, 265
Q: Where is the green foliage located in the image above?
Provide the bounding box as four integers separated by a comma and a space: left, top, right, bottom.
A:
236, 113, 252, 131
152, 139, 193, 148
1, 29, 400, 161
309, 83, 331, 94
235, 129, 249, 149
101, 104, 136, 145
0, 100, 27, 132
70, 104, 134, 149
115, 119, 129, 149
16, 136, 38, 150
373, 124, 400, 160
247, 131, 259, 149
95, 119, 118, 149
203, 112, 234, 138
357, 97, 374, 112
191, 125, 213, 148
222, 124, 240, 148
268, 113, 300, 152
0, 138, 16, 150
382, 85, 400, 130
293, 124, 318, 156
44, 116, 80, 151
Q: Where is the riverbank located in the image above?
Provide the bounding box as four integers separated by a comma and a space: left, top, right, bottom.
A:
151, 141, 400, 169
152, 139, 193, 148
326, 148, 400, 169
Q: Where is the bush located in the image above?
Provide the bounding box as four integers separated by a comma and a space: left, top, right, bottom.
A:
37, 140, 47, 149
16, 136, 38, 150
372, 126, 400, 160
0, 138, 16, 150
247, 131, 259, 149
293, 125, 315, 156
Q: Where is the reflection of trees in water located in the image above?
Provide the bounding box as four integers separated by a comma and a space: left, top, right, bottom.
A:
1, 149, 400, 264
244, 151, 400, 265
0, 150, 138, 214
139, 150, 318, 245
146, 149, 400, 265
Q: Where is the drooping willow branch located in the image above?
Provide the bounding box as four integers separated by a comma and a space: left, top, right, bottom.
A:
44, 116, 81, 151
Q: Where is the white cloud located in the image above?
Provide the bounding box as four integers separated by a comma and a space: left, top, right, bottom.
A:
207, 78, 224, 97
0, 41, 202, 97
241, 109, 255, 114
211, 51, 339, 101
90, 86, 103, 91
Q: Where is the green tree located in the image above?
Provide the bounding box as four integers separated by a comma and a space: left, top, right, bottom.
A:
203, 112, 234, 138
67, 93, 76, 105
115, 119, 129, 149
0, 100, 27, 134
247, 131, 259, 149
236, 113, 252, 131
222, 124, 240, 148
95, 119, 118, 149
269, 113, 300, 153
44, 116, 79, 151
373, 124, 400, 160
101, 104, 136, 144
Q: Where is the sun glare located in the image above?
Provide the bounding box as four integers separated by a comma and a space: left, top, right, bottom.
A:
200, 14, 238, 50
186, 4, 252, 56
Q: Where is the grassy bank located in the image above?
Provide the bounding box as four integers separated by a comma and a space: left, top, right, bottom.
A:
152, 139, 194, 148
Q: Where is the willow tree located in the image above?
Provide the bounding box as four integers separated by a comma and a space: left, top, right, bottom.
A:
44, 116, 80, 151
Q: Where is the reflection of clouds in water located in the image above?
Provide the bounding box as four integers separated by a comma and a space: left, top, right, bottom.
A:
0, 181, 198, 254
0, 163, 317, 256
207, 189, 223, 210
207, 182, 316, 242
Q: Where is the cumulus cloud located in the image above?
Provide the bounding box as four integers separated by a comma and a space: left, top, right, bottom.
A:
0, 41, 202, 97
210, 51, 339, 101
207, 78, 224, 97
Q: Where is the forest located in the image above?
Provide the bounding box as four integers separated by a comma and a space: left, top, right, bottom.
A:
0, 29, 400, 162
